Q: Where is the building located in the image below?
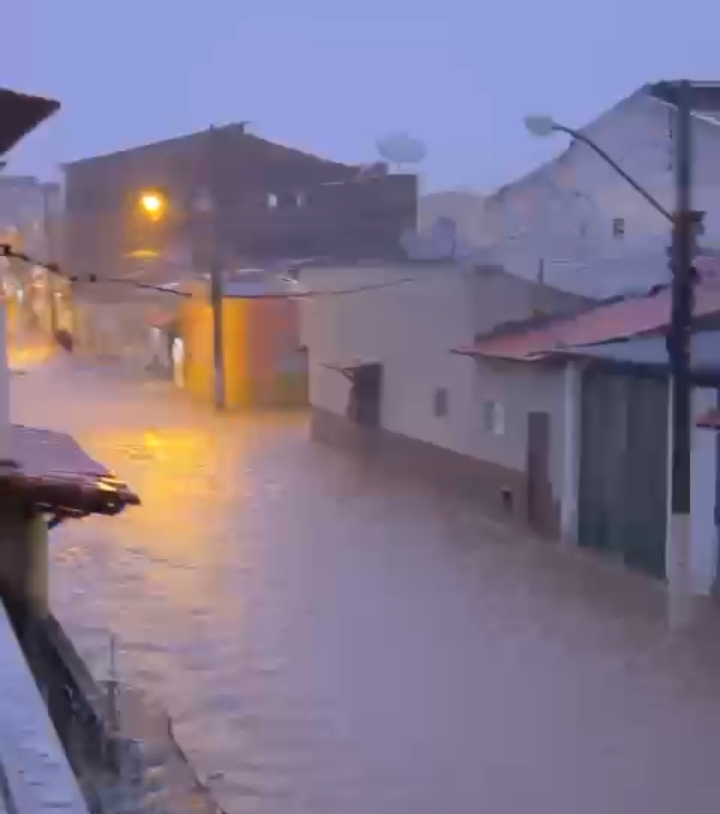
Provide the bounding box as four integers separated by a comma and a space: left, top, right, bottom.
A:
480, 83, 720, 298
300, 250, 720, 591
300, 260, 588, 531
417, 190, 488, 249
62, 126, 418, 280
179, 270, 307, 409
0, 175, 61, 262
455, 277, 720, 591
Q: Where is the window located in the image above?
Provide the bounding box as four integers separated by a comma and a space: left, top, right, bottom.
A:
612, 217, 625, 238
433, 387, 449, 418
483, 400, 505, 436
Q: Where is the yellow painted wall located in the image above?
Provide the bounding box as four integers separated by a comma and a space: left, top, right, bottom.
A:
179, 293, 307, 409
180, 296, 214, 402
180, 296, 253, 408
6, 298, 18, 339
222, 298, 251, 409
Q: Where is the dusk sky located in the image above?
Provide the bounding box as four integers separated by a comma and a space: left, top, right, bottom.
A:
6, 1, 720, 192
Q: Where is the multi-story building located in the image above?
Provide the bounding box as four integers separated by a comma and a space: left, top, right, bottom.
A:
62, 124, 417, 279
479, 83, 720, 298
0, 175, 61, 260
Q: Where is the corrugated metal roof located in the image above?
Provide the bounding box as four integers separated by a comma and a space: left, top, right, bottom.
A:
454, 284, 720, 361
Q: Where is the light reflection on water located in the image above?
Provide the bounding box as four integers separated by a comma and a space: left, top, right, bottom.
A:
14, 359, 720, 814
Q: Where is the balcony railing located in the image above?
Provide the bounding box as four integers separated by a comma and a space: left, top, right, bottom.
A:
0, 599, 89, 814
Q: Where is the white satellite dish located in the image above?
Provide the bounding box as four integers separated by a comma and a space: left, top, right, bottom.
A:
376, 132, 426, 171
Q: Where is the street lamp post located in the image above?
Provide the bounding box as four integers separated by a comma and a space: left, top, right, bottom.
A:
190, 128, 226, 411
525, 82, 720, 629
206, 125, 225, 411
134, 174, 226, 411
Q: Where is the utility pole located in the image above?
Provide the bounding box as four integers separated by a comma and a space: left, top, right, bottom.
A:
667, 80, 695, 630
40, 182, 57, 335
207, 125, 225, 410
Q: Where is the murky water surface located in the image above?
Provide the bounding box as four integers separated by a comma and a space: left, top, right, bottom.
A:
13, 357, 720, 813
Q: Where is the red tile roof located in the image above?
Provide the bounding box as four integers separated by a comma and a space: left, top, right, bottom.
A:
697, 409, 720, 430
454, 283, 720, 361
1, 425, 140, 517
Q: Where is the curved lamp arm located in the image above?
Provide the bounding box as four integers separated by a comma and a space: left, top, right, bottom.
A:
552, 123, 673, 223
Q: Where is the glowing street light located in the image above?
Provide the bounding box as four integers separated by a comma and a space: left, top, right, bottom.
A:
138, 191, 166, 220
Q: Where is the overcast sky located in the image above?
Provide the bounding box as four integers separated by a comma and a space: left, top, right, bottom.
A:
5, 1, 720, 191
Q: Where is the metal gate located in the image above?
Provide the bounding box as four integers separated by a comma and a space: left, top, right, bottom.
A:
578, 368, 668, 578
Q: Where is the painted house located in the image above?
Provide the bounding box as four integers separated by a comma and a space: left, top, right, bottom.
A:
301, 248, 720, 590
456, 280, 720, 591
480, 84, 720, 298
300, 260, 588, 531
179, 270, 307, 409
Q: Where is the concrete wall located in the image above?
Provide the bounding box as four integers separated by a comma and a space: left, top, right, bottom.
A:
691, 387, 720, 594
482, 89, 720, 298
71, 298, 158, 370
301, 262, 576, 530
470, 358, 567, 513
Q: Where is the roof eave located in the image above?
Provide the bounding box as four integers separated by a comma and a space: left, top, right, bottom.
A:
0, 88, 60, 157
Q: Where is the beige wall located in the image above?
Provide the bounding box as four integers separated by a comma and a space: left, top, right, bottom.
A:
301, 261, 578, 507
470, 358, 567, 506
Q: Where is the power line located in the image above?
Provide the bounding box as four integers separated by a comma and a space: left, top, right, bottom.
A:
0, 244, 424, 300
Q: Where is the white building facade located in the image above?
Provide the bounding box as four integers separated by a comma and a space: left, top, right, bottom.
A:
300, 261, 586, 534
480, 86, 720, 298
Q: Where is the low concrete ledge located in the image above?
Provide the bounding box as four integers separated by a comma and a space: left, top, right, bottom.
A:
0, 601, 89, 814
31, 615, 225, 814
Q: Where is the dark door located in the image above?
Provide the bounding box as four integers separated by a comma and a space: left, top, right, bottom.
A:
527, 411, 552, 534
578, 371, 628, 555
347, 363, 383, 428
578, 369, 667, 577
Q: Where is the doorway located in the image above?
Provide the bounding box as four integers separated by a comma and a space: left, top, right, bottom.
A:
171, 337, 185, 388
346, 363, 383, 428
578, 369, 667, 577
526, 411, 553, 534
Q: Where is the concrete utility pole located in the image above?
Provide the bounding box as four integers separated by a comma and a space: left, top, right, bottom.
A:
0, 264, 10, 465
40, 182, 57, 335
207, 126, 225, 410
666, 81, 697, 629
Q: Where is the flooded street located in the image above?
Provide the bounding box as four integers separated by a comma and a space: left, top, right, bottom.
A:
12, 355, 720, 814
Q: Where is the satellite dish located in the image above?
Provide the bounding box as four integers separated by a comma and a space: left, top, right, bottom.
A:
376, 133, 426, 170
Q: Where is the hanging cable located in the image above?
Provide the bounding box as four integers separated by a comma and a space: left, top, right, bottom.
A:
0, 244, 428, 300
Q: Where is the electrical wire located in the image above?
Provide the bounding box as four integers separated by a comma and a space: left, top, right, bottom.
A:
0, 245, 426, 300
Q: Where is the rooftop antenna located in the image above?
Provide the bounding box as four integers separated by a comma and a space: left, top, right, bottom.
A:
376, 132, 426, 172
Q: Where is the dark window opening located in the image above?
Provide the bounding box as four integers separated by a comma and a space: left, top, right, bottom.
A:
433, 387, 448, 417
279, 191, 299, 208
346, 363, 382, 428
